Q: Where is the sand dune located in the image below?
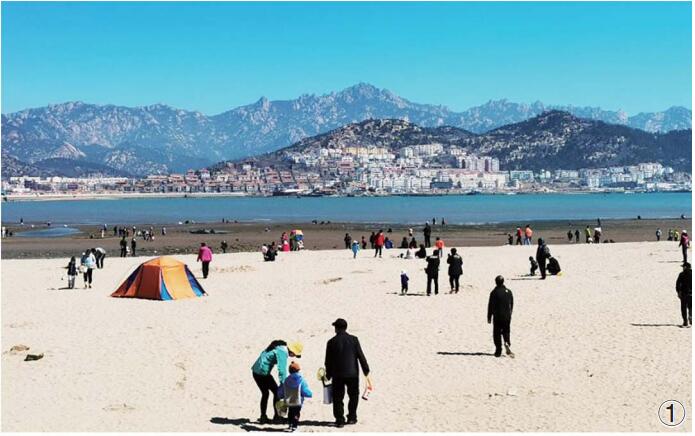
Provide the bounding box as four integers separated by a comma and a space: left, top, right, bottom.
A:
1, 242, 691, 431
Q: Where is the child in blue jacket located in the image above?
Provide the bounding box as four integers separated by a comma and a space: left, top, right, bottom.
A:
278, 361, 313, 432
351, 240, 360, 259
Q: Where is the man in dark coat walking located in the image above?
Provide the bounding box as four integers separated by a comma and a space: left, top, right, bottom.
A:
324, 318, 370, 427
423, 223, 432, 248
446, 248, 463, 293
487, 275, 515, 357
676, 262, 692, 327
535, 238, 550, 280
425, 249, 440, 296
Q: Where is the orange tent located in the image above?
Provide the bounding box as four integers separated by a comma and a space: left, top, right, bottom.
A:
111, 256, 207, 300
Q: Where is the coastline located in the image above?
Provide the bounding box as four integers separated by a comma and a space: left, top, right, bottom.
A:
3, 189, 691, 202
1, 217, 688, 259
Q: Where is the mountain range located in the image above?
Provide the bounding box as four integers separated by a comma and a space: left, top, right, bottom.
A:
231, 111, 691, 172
1, 83, 691, 177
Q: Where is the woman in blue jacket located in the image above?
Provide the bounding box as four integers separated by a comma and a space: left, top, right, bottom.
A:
251, 340, 303, 423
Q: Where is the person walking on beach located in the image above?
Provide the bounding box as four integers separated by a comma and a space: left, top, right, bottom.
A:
676, 262, 692, 327
447, 248, 463, 294
277, 361, 313, 432
524, 225, 533, 245
131, 237, 137, 257
197, 242, 213, 279
119, 236, 127, 257
679, 230, 690, 263
585, 226, 592, 243
252, 340, 303, 424
374, 230, 385, 258
656, 228, 662, 242
80, 249, 96, 289
435, 237, 445, 258
594, 227, 602, 244
515, 227, 523, 245
423, 223, 432, 248
400, 270, 409, 294
567, 230, 573, 242
536, 238, 550, 280
529, 256, 538, 276
487, 275, 514, 358
369, 232, 376, 249
351, 240, 360, 259
66, 256, 78, 289
221, 240, 228, 253
344, 233, 352, 250
574, 229, 580, 244
425, 249, 440, 296
324, 318, 370, 428
361, 236, 367, 250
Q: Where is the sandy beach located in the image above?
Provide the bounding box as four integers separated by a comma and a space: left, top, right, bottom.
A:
1, 240, 691, 432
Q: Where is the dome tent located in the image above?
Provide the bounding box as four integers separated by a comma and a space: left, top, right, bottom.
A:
111, 256, 206, 300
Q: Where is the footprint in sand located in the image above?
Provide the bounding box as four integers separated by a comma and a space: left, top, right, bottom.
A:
319, 277, 343, 285
175, 361, 187, 390
103, 403, 135, 412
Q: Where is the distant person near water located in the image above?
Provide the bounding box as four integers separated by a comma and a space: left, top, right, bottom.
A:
221, 240, 228, 253
535, 238, 550, 280
119, 236, 127, 257
567, 230, 573, 242
252, 340, 303, 424
66, 256, 77, 289
131, 237, 137, 257
361, 236, 367, 249
487, 275, 514, 358
369, 232, 376, 249
94, 247, 106, 269
324, 318, 370, 428
423, 223, 432, 248
515, 227, 523, 245
344, 233, 352, 250
574, 229, 580, 243
374, 230, 385, 258
425, 249, 440, 296
447, 248, 463, 294
585, 226, 592, 243
80, 249, 96, 289
679, 230, 690, 263
197, 242, 213, 278
524, 225, 533, 245
676, 262, 692, 327
435, 237, 445, 257
656, 228, 662, 242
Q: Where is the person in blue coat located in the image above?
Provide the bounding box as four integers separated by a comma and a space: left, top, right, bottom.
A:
351, 240, 360, 259
278, 361, 313, 431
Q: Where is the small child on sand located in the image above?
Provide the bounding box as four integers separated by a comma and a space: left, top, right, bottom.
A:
401, 270, 409, 295
66, 256, 77, 289
351, 240, 360, 259
529, 256, 538, 276
278, 361, 312, 432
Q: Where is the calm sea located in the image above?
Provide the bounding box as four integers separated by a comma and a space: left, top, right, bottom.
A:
0, 193, 691, 226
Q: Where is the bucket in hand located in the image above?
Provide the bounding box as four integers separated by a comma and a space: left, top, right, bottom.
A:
323, 384, 333, 404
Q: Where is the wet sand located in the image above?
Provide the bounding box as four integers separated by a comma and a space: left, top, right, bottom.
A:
0, 218, 689, 259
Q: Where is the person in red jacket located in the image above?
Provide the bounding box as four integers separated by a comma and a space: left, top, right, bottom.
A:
197, 242, 213, 279
374, 230, 385, 258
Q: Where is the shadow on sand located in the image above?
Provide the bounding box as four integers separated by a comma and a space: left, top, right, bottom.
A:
387, 292, 430, 297
630, 323, 685, 328
210, 417, 335, 431
437, 351, 496, 357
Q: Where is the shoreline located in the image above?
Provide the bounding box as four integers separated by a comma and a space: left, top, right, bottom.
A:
1, 217, 688, 259
2, 189, 691, 202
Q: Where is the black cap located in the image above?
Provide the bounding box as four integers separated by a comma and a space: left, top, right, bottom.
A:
332, 318, 348, 329
683, 262, 691, 268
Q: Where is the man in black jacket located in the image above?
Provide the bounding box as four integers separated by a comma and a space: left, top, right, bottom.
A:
324, 318, 370, 427
676, 262, 692, 327
447, 248, 463, 293
487, 275, 515, 358
423, 223, 432, 248
425, 249, 440, 295
535, 238, 550, 280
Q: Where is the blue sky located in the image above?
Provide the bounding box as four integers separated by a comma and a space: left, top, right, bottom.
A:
1, 2, 691, 114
